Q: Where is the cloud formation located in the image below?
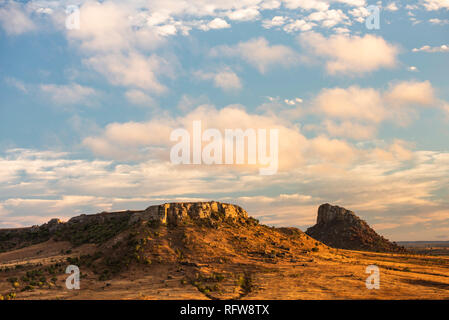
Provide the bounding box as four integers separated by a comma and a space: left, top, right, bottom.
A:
299, 32, 399, 75
211, 37, 300, 73
40, 83, 97, 105
195, 69, 242, 91
0, 1, 35, 35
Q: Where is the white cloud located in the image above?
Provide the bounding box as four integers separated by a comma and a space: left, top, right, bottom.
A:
333, 0, 366, 6
422, 0, 449, 11
429, 18, 449, 24
385, 80, 436, 106
283, 0, 329, 11
40, 83, 96, 105
125, 89, 155, 106
83, 104, 309, 170
385, 2, 399, 11
283, 19, 315, 32
66, 1, 164, 52
412, 44, 449, 52
261, 0, 282, 9
348, 6, 370, 23
299, 32, 399, 75
207, 18, 231, 29
334, 27, 350, 34
83, 52, 168, 93
227, 7, 260, 21
195, 69, 242, 91
284, 98, 303, 105
405, 4, 419, 10
155, 24, 178, 36
314, 86, 386, 123
307, 9, 349, 28
211, 37, 299, 73
0, 1, 35, 35
262, 16, 287, 28
212, 70, 242, 91
322, 120, 377, 140
313, 81, 443, 128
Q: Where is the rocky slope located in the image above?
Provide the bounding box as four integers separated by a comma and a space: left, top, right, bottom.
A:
306, 203, 405, 252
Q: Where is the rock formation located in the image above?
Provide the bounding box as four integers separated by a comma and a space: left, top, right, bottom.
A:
130, 202, 249, 225
306, 203, 405, 252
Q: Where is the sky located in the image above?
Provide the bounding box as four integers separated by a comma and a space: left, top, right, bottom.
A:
0, 0, 448, 241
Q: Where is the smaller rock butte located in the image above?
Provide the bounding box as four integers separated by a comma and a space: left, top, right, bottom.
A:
316, 203, 361, 225
306, 203, 405, 253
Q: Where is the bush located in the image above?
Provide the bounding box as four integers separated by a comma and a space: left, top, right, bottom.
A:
5, 292, 16, 300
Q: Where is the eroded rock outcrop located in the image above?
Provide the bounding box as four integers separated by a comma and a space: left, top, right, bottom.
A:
306, 203, 405, 253
130, 202, 249, 225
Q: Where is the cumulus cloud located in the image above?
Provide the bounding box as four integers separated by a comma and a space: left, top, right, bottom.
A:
262, 16, 287, 28
313, 86, 386, 123
412, 44, 449, 52
385, 80, 436, 106
83, 52, 169, 93
195, 69, 242, 91
311, 81, 444, 133
204, 18, 231, 30
385, 2, 399, 11
307, 9, 349, 28
82, 105, 308, 170
321, 120, 377, 140
283, 19, 315, 32
211, 37, 299, 73
227, 7, 260, 21
429, 18, 449, 24
283, 0, 329, 11
299, 32, 399, 75
81, 98, 433, 173
422, 0, 449, 10
125, 89, 155, 106
348, 6, 370, 23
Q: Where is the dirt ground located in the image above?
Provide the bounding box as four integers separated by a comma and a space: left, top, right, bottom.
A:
1, 238, 448, 300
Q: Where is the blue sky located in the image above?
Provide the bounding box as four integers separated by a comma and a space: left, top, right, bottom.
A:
0, 0, 448, 240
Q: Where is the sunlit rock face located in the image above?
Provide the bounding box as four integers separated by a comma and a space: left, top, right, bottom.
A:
307, 203, 406, 253
131, 202, 249, 225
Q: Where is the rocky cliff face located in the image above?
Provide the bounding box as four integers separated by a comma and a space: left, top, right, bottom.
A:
306, 203, 405, 253
130, 202, 249, 225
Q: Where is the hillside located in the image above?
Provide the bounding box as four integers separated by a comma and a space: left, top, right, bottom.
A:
0, 202, 448, 300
